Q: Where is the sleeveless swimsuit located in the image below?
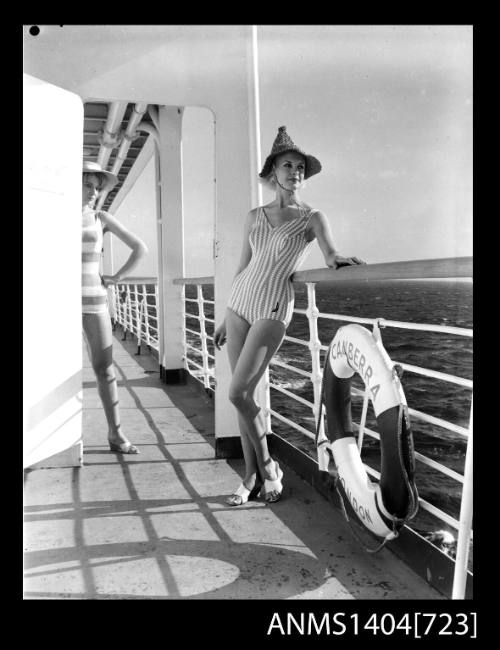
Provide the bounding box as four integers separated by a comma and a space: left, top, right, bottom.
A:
82, 208, 108, 314
227, 206, 317, 327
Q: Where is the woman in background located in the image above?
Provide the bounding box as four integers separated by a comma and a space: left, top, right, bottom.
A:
82, 160, 148, 453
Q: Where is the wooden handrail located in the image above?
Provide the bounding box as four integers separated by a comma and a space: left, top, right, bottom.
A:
173, 276, 215, 285
124, 257, 472, 287
116, 277, 158, 284
292, 256, 472, 284
169, 257, 472, 287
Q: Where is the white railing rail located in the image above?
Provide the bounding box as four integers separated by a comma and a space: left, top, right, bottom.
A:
109, 277, 159, 354
173, 276, 215, 390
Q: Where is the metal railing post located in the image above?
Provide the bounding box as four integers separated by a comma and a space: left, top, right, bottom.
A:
138, 289, 145, 354
143, 284, 150, 348
306, 283, 325, 440
134, 284, 142, 353
262, 367, 272, 434
109, 285, 117, 330
154, 283, 159, 349
181, 283, 187, 371
117, 284, 124, 325
197, 285, 210, 389
122, 285, 131, 340
452, 398, 473, 599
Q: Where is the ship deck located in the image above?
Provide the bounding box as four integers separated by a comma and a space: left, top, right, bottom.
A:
23, 330, 443, 600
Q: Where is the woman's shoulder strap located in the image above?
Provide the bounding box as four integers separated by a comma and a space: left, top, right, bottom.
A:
253, 206, 266, 222
95, 209, 109, 233
304, 207, 320, 226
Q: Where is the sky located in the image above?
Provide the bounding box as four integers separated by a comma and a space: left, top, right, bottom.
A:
116, 25, 473, 278
257, 25, 472, 268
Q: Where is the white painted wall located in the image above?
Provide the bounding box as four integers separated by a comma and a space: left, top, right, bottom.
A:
111, 154, 157, 277
157, 106, 185, 372
182, 107, 215, 278
23, 74, 83, 468
109, 106, 215, 279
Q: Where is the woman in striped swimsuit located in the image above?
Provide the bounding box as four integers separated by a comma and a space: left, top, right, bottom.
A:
214, 127, 364, 505
82, 161, 148, 454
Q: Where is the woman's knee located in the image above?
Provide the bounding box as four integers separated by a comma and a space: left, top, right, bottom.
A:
92, 359, 115, 380
229, 384, 258, 416
228, 384, 245, 407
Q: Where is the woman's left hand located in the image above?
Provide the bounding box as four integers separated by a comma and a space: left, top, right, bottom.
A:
334, 255, 366, 268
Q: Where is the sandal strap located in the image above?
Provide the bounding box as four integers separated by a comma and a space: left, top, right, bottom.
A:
264, 478, 282, 491
226, 494, 244, 505
109, 441, 139, 453
234, 483, 251, 498
264, 462, 283, 497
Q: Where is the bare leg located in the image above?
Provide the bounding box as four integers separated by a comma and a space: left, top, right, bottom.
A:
82, 310, 137, 451
226, 309, 286, 484
225, 309, 261, 490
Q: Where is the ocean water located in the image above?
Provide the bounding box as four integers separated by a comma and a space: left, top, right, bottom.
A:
185, 279, 473, 555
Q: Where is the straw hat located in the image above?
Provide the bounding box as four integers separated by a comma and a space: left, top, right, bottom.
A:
82, 160, 118, 192
259, 126, 322, 180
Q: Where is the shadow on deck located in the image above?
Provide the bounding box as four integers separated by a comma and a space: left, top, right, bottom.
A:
23, 329, 443, 600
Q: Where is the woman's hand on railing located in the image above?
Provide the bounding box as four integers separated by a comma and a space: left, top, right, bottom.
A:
332, 255, 366, 269
214, 321, 227, 350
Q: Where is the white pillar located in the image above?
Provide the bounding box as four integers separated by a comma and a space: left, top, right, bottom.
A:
158, 106, 186, 382
213, 128, 255, 453
248, 26, 271, 433
154, 146, 165, 367
213, 28, 265, 456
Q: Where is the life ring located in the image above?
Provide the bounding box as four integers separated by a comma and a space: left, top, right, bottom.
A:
317, 323, 418, 543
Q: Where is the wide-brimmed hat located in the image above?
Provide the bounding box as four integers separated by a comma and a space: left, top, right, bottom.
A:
82, 160, 118, 192
259, 126, 322, 180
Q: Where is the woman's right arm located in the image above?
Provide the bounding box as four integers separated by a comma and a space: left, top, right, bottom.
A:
310, 210, 365, 268
232, 209, 255, 276
214, 209, 256, 349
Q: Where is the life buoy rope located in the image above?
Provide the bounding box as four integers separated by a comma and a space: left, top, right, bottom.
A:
315, 323, 419, 552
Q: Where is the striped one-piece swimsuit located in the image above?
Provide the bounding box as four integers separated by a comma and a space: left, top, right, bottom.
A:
228, 206, 316, 327
82, 208, 108, 314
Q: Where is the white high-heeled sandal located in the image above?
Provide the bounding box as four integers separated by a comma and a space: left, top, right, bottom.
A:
226, 482, 262, 507
262, 461, 284, 503
109, 440, 140, 454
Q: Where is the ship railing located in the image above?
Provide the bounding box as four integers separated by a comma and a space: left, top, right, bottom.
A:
282, 256, 473, 599
173, 256, 472, 599
274, 295, 473, 596
174, 277, 216, 390
109, 278, 160, 354
114, 256, 472, 599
